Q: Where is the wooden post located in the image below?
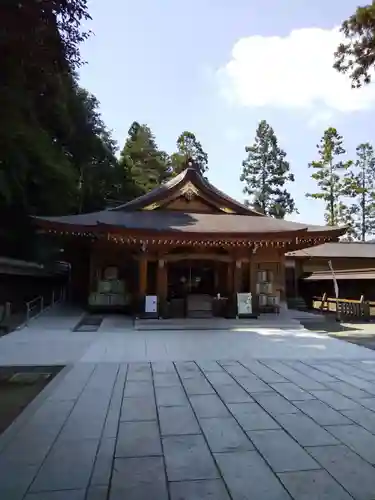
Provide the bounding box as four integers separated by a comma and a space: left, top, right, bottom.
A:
139, 256, 148, 311
249, 256, 258, 311
227, 260, 233, 295
278, 254, 286, 303
233, 260, 242, 294
157, 259, 167, 317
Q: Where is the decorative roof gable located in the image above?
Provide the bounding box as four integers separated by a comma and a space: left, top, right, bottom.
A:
113, 165, 262, 216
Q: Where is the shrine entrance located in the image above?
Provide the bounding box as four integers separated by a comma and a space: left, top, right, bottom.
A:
167, 260, 216, 298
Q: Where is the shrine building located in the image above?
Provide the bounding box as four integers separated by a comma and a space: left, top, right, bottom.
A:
34, 162, 345, 318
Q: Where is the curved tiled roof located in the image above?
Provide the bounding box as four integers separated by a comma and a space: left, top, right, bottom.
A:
36, 210, 345, 236
113, 167, 263, 216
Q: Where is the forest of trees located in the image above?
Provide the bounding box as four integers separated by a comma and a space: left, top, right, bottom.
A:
2, 0, 375, 259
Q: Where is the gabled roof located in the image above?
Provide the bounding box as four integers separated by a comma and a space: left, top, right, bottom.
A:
114, 167, 262, 215
287, 242, 375, 259
35, 210, 345, 237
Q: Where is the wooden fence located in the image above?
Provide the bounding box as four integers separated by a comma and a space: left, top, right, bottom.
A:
312, 294, 375, 321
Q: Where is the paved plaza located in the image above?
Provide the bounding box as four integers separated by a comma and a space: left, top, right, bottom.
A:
1, 309, 375, 499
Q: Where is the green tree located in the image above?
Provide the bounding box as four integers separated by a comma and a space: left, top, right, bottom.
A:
0, 0, 123, 257
240, 120, 296, 218
119, 122, 172, 194
334, 2, 375, 87
306, 128, 352, 227
171, 131, 208, 176
345, 143, 375, 240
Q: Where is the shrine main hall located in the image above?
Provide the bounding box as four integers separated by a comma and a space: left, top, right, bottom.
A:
34, 163, 345, 319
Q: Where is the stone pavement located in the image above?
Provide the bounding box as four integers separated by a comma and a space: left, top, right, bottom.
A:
2, 308, 375, 366
2, 358, 375, 499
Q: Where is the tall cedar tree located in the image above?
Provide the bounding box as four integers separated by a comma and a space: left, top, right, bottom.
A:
119, 122, 172, 195
171, 131, 208, 176
306, 128, 352, 227
346, 143, 375, 240
240, 120, 296, 218
334, 2, 375, 87
0, 0, 122, 258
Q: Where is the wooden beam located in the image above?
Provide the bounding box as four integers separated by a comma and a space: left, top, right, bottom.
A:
157, 259, 168, 300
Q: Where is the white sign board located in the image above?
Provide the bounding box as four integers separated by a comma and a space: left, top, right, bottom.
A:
145, 295, 158, 314
237, 293, 252, 315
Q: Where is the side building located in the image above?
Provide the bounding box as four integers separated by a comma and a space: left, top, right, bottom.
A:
34, 164, 345, 318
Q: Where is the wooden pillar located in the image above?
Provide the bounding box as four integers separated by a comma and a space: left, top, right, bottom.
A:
139, 255, 148, 304
214, 262, 219, 292
249, 255, 258, 311
278, 253, 286, 303
233, 259, 242, 294
157, 259, 168, 300
227, 261, 233, 295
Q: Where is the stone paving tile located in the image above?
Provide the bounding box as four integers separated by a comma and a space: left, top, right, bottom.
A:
358, 398, 375, 411
307, 444, 375, 500
329, 361, 375, 382
189, 394, 231, 418
221, 362, 253, 377
274, 413, 339, 447
277, 470, 353, 500
204, 371, 235, 385
120, 396, 157, 421
47, 363, 96, 402
310, 390, 363, 411
215, 450, 291, 500
163, 434, 219, 481
235, 375, 271, 393
316, 365, 375, 394
262, 361, 325, 390
155, 385, 189, 406
324, 381, 373, 401
158, 406, 200, 436
87, 485, 109, 500
214, 383, 254, 403
0, 400, 75, 466
293, 400, 353, 426
270, 382, 315, 401
247, 429, 320, 473
285, 361, 338, 383
110, 456, 168, 500
25, 490, 86, 500
0, 463, 39, 500
200, 417, 254, 453
29, 438, 99, 492
341, 407, 375, 433
182, 376, 215, 395
228, 402, 280, 431
153, 372, 181, 387
123, 380, 154, 398
197, 360, 224, 372
127, 362, 152, 381
102, 363, 127, 439
169, 479, 231, 500
152, 361, 176, 373
90, 437, 115, 486
115, 421, 162, 457
252, 393, 300, 416
175, 361, 201, 379
327, 424, 375, 465
241, 360, 288, 383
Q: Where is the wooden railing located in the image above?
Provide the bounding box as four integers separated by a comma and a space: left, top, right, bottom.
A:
312, 294, 375, 321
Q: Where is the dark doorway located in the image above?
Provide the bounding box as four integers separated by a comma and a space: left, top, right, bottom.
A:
168, 260, 215, 298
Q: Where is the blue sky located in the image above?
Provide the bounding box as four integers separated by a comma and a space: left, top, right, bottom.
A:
79, 0, 375, 225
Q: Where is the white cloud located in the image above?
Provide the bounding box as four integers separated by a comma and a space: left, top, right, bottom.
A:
218, 27, 375, 113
